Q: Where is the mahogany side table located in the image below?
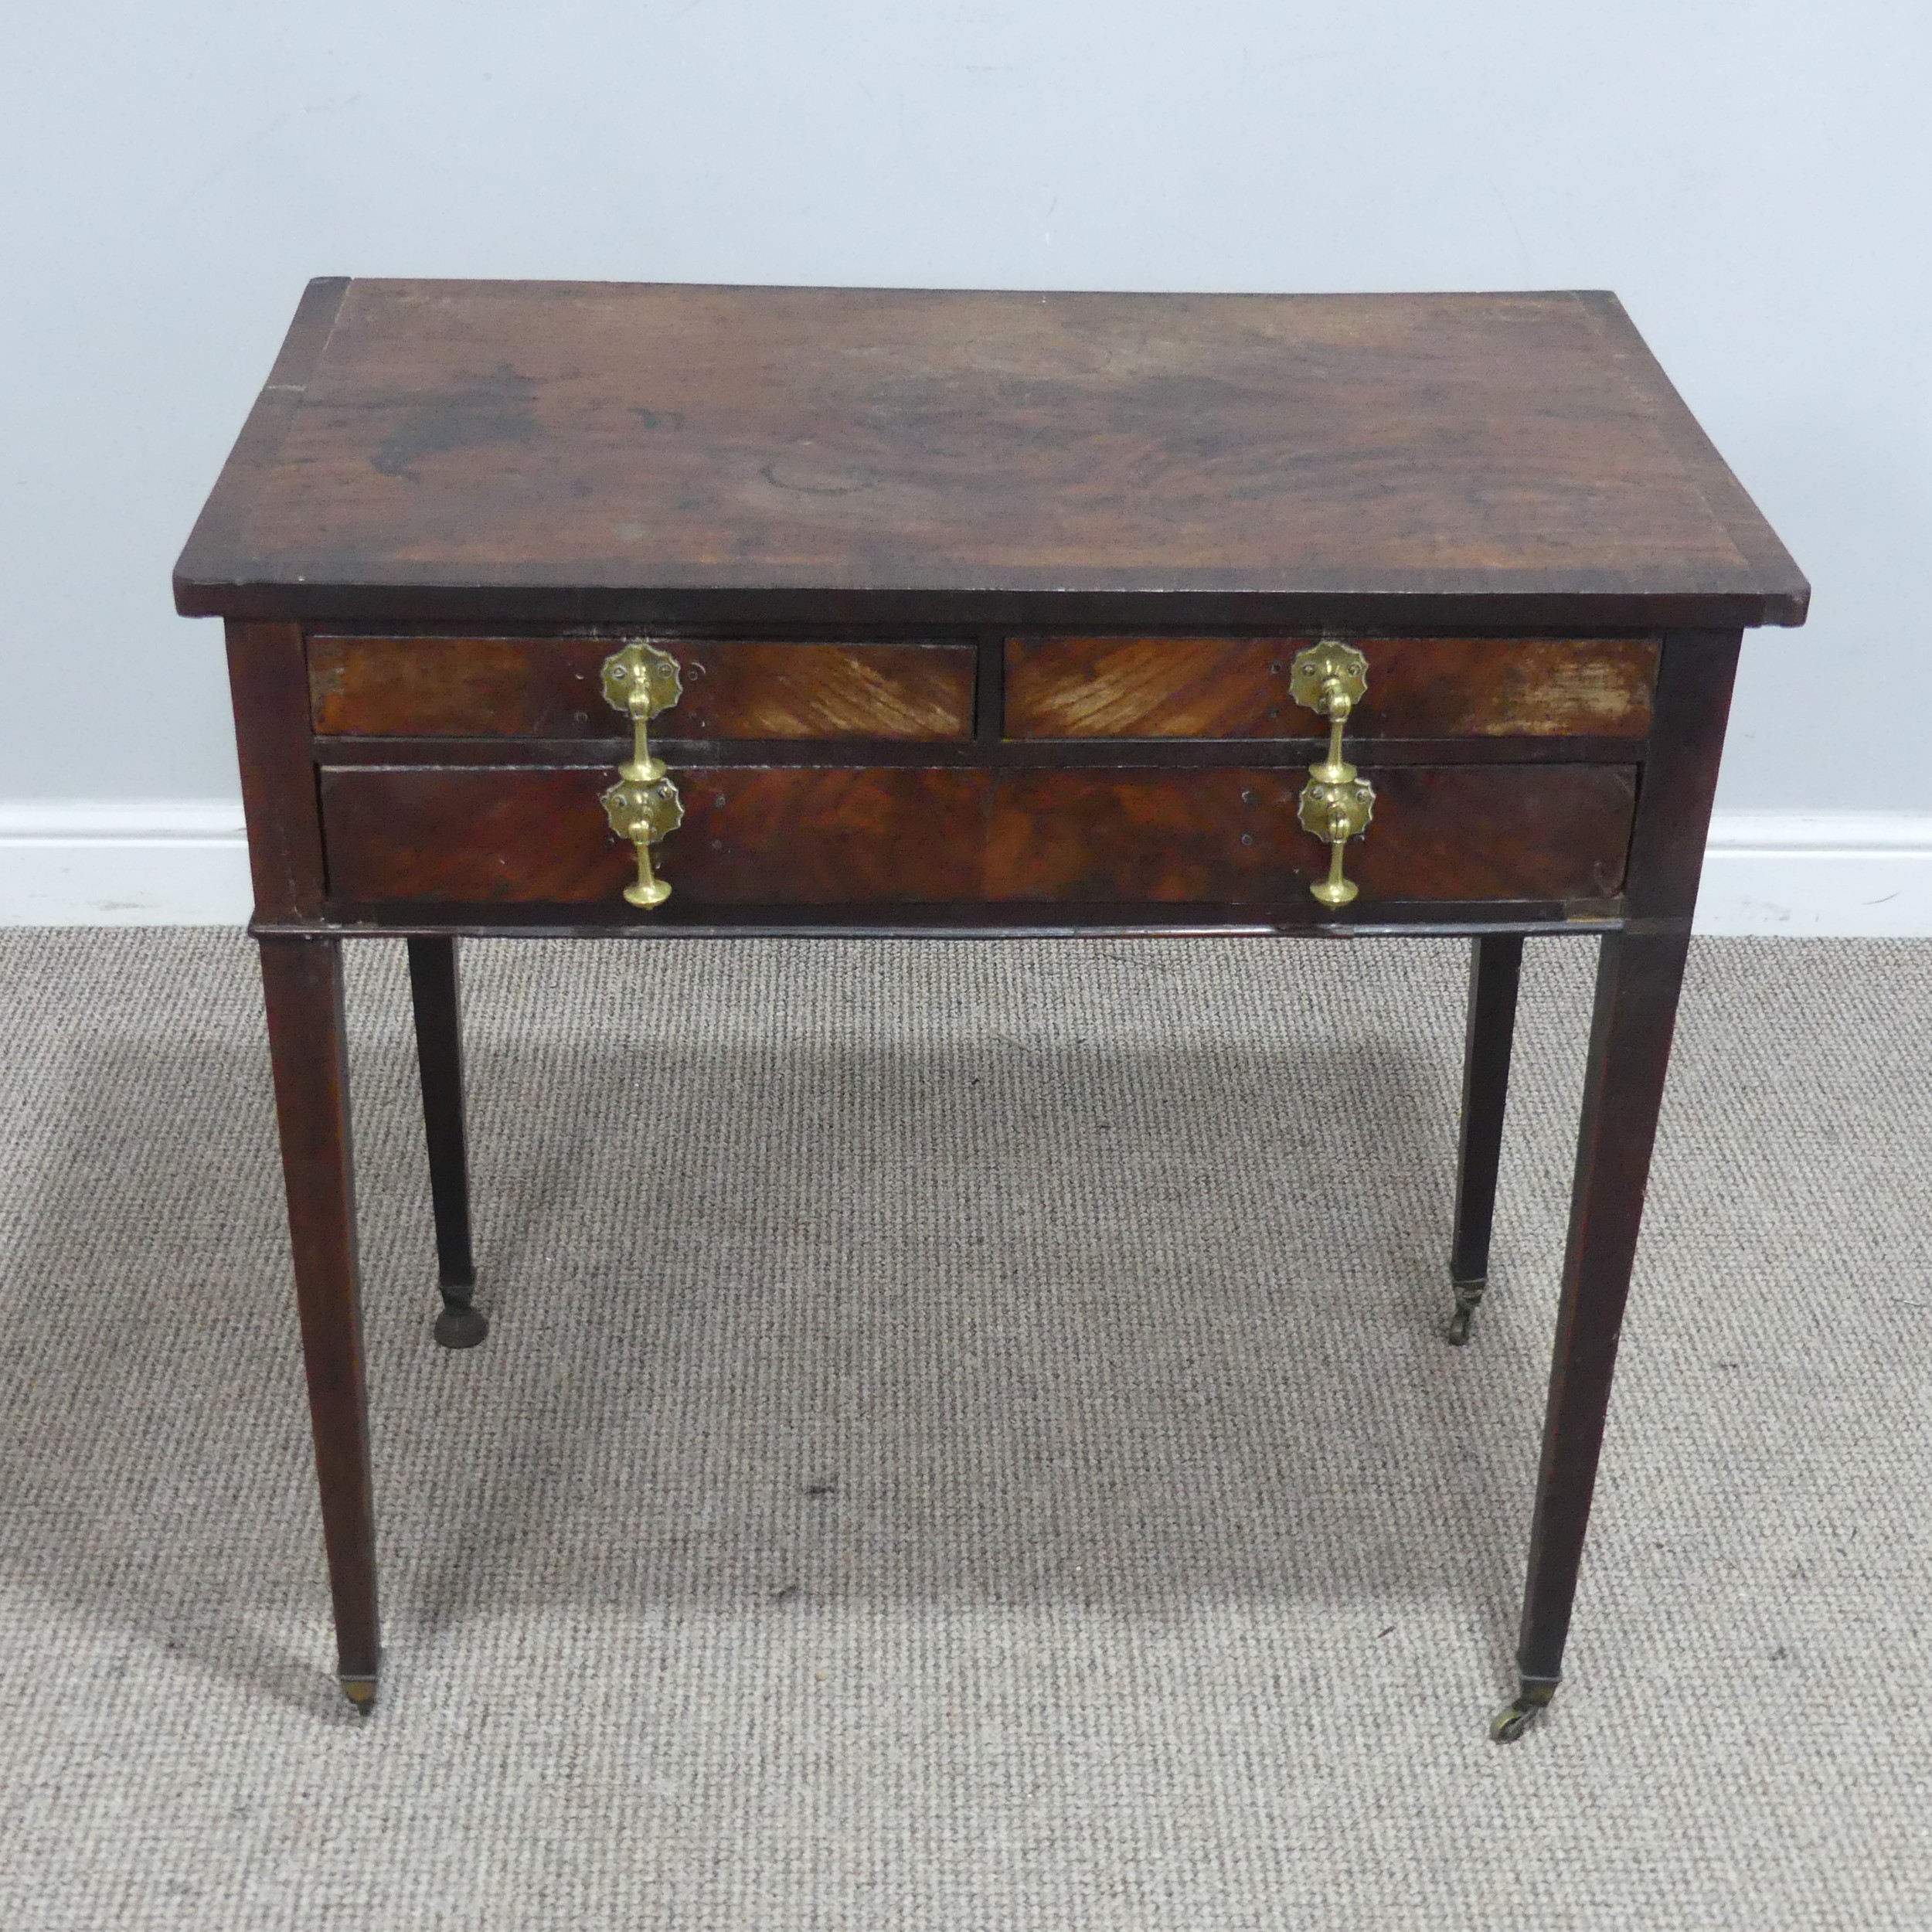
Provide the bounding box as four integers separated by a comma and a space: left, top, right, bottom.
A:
174, 281, 1808, 1739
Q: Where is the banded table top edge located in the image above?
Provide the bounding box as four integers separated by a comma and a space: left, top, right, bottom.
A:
173, 281, 1808, 628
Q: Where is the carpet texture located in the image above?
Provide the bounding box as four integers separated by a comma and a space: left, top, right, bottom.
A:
0, 930, 1927, 1929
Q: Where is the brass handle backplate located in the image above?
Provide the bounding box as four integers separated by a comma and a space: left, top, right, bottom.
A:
1291, 641, 1375, 906
599, 641, 684, 908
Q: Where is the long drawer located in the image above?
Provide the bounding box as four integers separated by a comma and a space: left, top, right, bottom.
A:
319, 764, 1636, 906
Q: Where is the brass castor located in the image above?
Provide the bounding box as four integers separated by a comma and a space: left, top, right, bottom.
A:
1490, 1682, 1556, 1743
433, 1296, 488, 1349
1447, 1276, 1485, 1346
338, 1671, 379, 1716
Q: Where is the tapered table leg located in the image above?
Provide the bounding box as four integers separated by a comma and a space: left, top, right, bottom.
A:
406, 936, 485, 1349
259, 937, 381, 1713
1448, 933, 1524, 1344
1494, 930, 1692, 1742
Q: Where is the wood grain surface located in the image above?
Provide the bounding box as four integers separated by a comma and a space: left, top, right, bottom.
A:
1005, 637, 1659, 739
1509, 630, 1742, 1698
227, 621, 328, 920
320, 762, 1634, 907
310, 635, 976, 740
257, 937, 379, 1688
986, 767, 1634, 903
319, 767, 988, 904
175, 283, 1808, 631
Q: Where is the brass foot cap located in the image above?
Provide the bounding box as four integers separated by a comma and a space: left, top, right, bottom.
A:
433, 1303, 489, 1350
338, 1672, 379, 1716
1490, 1688, 1555, 1744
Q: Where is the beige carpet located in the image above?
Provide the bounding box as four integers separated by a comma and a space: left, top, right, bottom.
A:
0, 929, 1927, 1929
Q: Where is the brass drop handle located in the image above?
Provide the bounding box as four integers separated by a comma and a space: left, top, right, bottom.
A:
599, 641, 685, 908
1290, 641, 1375, 907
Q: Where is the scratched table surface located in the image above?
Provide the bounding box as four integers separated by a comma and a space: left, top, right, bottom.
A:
173, 281, 1807, 634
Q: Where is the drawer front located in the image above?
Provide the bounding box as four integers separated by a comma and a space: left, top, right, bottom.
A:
987, 767, 1633, 901
1005, 637, 1658, 740
309, 635, 978, 740
321, 764, 1634, 907
321, 767, 989, 904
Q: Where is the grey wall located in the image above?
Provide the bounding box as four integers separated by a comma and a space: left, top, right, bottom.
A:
3, 2, 1923, 811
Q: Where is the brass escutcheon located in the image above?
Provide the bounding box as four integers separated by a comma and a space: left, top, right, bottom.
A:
599, 640, 685, 908
1290, 641, 1375, 906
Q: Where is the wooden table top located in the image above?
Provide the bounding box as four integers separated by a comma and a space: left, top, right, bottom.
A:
175, 280, 1808, 634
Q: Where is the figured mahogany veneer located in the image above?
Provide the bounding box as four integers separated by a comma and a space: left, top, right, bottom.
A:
1005, 637, 1659, 740
318, 763, 1634, 906
988, 767, 1635, 902
320, 767, 979, 904
176, 284, 1808, 631
310, 635, 977, 740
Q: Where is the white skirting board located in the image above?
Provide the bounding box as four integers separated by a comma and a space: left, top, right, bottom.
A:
2, 801, 1931, 936
0, 801, 251, 927
1690, 814, 1932, 936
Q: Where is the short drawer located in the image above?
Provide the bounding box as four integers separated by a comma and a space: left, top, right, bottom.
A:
309, 635, 978, 740
1004, 637, 1658, 740
320, 763, 1635, 907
